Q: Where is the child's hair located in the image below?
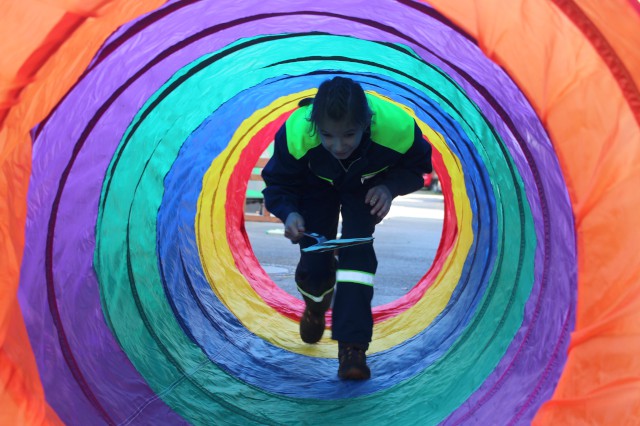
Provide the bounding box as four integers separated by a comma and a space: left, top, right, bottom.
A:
303, 77, 372, 133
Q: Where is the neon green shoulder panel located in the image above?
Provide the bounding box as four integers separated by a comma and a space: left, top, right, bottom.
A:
367, 94, 415, 154
285, 106, 320, 160
284, 93, 415, 159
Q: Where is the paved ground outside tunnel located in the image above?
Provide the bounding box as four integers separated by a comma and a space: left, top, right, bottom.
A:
245, 189, 445, 307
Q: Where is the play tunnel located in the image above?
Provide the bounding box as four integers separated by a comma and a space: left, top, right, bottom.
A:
1, 1, 639, 424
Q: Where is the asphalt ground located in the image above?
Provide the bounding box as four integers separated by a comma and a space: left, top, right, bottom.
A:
245, 189, 445, 306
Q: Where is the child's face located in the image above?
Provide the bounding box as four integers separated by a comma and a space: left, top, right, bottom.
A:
318, 118, 365, 160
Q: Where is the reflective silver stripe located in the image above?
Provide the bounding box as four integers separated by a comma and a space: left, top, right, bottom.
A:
336, 269, 374, 286
297, 286, 334, 303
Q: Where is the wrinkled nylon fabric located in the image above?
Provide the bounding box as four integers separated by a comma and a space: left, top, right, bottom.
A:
427, 0, 640, 424
0, 1, 165, 425
1, 0, 638, 424
72, 5, 571, 418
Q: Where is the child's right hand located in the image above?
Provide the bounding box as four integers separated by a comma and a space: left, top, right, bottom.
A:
284, 212, 306, 243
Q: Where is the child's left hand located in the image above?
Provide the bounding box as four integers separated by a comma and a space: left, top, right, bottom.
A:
365, 185, 392, 219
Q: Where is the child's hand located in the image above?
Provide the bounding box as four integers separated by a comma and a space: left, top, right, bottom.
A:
284, 212, 306, 242
365, 185, 392, 219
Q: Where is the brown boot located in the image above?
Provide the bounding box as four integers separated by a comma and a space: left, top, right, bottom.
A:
299, 307, 326, 344
299, 288, 333, 344
338, 343, 371, 380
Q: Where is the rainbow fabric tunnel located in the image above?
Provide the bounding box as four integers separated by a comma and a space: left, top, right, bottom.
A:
1, 1, 639, 425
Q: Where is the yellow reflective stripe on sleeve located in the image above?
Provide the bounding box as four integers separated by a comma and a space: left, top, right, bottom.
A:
336, 269, 375, 286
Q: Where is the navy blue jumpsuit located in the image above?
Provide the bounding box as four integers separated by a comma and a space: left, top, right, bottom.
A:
262, 95, 432, 344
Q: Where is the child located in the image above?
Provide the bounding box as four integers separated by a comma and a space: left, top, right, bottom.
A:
262, 76, 432, 380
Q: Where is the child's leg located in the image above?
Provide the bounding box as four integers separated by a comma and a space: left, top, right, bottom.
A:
331, 189, 378, 345
295, 251, 336, 312
295, 187, 340, 343
331, 188, 377, 379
